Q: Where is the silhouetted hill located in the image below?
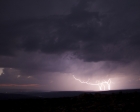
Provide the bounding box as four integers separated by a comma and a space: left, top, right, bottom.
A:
0, 89, 140, 111
0, 93, 37, 100
0, 89, 140, 100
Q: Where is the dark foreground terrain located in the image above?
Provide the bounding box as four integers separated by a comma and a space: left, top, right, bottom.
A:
0, 91, 140, 112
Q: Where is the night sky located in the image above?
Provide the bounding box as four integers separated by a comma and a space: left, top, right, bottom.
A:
0, 0, 140, 91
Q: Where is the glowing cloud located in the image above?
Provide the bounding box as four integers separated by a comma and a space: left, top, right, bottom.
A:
0, 68, 4, 76
0, 84, 39, 87
17, 75, 21, 78
73, 75, 112, 90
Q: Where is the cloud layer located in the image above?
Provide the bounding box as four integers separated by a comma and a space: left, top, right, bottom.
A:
0, 0, 140, 90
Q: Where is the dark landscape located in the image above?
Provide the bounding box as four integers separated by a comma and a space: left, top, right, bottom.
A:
0, 89, 140, 112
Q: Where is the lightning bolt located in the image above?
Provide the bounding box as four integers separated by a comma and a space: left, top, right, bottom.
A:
73, 75, 112, 90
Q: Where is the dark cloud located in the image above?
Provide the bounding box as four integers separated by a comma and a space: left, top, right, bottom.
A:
0, 0, 140, 63
0, 0, 140, 91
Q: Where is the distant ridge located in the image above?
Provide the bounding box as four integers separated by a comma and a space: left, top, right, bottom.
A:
0, 89, 140, 100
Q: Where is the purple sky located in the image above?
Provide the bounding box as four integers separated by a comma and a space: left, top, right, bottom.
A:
0, 0, 140, 91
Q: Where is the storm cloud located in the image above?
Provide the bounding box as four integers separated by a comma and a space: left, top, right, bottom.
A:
0, 0, 140, 91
